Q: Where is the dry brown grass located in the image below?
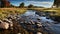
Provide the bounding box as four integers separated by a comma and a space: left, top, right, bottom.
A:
0, 8, 27, 19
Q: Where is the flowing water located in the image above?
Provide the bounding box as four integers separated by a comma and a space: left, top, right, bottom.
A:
22, 10, 54, 22
22, 10, 60, 34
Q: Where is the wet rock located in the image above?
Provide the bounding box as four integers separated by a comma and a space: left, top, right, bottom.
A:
18, 33, 21, 34
2, 19, 13, 29
37, 24, 42, 27
20, 22, 24, 23
28, 22, 31, 24
24, 21, 28, 24
0, 22, 9, 29
30, 20, 35, 25
53, 21, 59, 24
3, 19, 12, 23
37, 32, 42, 34
37, 22, 41, 24
37, 18, 41, 20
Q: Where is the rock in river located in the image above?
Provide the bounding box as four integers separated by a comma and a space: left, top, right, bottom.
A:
0, 22, 9, 29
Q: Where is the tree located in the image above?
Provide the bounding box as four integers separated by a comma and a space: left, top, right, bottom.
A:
0, 0, 10, 8
54, 0, 60, 7
1, 0, 5, 7
19, 2, 24, 8
28, 4, 34, 8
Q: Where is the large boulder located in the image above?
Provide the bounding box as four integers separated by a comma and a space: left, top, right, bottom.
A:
3, 19, 13, 29
0, 22, 9, 29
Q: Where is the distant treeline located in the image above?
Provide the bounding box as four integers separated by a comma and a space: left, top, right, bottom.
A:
0, 0, 60, 8
0, 0, 44, 8
54, 0, 60, 7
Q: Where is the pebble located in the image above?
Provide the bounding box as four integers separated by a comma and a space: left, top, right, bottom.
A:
37, 22, 42, 27
18, 33, 21, 34
20, 22, 24, 23
37, 32, 42, 34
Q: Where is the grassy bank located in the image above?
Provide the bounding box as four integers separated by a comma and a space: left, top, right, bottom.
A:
0, 8, 27, 19
29, 8, 60, 16
0, 8, 60, 19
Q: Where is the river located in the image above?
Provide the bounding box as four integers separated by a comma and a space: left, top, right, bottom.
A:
21, 10, 60, 34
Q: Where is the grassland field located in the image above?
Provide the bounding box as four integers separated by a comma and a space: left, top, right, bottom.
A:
0, 8, 27, 19
0, 8, 60, 19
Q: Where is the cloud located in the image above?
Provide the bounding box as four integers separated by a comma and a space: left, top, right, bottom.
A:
24, 0, 53, 2
24, 1, 54, 8
10, 0, 54, 8
25, 1, 53, 5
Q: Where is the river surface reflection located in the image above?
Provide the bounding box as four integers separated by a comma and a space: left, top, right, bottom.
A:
23, 10, 54, 23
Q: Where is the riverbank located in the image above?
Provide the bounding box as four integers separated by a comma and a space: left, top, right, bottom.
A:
0, 9, 29, 34
0, 8, 27, 19
0, 8, 29, 34
28, 8, 60, 16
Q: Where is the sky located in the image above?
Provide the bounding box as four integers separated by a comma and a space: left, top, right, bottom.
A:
8, 0, 54, 8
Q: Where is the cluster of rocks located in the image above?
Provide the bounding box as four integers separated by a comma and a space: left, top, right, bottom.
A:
0, 12, 52, 34
0, 13, 20, 29
18, 15, 43, 34
0, 14, 29, 34
3, 13, 43, 34
0, 18, 13, 29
